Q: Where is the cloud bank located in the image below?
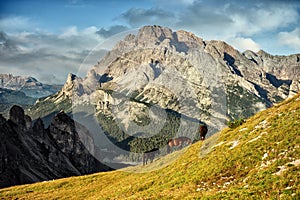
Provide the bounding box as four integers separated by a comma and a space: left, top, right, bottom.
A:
0, 23, 105, 84
0, 0, 299, 83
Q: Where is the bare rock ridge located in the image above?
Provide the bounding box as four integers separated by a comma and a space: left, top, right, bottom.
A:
63, 25, 299, 125
0, 105, 111, 188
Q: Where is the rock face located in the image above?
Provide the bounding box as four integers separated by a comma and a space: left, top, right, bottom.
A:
83, 26, 299, 126
28, 25, 300, 166
0, 74, 62, 98
0, 105, 110, 188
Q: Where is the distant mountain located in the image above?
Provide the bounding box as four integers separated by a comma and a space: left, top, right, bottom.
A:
0, 74, 62, 98
0, 105, 111, 188
0, 88, 36, 119
27, 26, 300, 167
0, 88, 35, 105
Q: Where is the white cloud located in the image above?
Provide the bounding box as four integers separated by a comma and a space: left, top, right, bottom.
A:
278, 28, 300, 51
0, 16, 36, 33
156, 0, 196, 5
0, 26, 106, 84
228, 37, 261, 52
175, 1, 299, 41
59, 26, 79, 38
229, 5, 299, 37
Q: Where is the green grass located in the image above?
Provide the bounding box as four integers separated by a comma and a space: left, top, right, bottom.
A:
1, 93, 299, 199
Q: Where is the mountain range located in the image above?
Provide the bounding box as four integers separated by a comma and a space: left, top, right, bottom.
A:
0, 25, 299, 188
31, 25, 300, 124
28, 25, 299, 160
0, 74, 62, 98
0, 74, 62, 119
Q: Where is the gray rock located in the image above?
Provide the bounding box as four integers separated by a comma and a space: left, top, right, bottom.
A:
0, 74, 62, 98
0, 106, 111, 188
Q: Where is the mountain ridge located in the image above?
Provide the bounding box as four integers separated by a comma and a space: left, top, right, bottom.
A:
0, 73, 62, 98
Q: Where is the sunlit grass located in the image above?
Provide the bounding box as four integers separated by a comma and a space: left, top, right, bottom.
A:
1, 93, 299, 199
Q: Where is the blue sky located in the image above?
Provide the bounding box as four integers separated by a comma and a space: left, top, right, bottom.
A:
0, 0, 300, 83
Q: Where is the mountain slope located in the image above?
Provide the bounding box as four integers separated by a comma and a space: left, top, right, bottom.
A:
0, 88, 36, 118
1, 92, 299, 199
0, 88, 35, 105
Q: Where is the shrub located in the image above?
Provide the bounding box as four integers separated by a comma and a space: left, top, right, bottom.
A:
228, 118, 245, 129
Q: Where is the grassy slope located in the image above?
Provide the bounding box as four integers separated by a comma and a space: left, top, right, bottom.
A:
1, 93, 299, 199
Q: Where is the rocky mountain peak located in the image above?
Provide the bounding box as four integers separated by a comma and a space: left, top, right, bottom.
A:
32, 117, 44, 132
137, 25, 173, 42
204, 40, 239, 59
66, 73, 77, 84
9, 105, 26, 127
59, 73, 81, 97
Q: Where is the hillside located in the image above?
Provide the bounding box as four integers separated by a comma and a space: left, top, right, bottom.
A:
1, 92, 299, 199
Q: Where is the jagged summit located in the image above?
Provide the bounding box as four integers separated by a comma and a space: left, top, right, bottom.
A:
0, 74, 41, 89
137, 25, 173, 41
31, 25, 300, 128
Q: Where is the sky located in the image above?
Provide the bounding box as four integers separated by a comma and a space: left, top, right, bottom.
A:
0, 0, 300, 84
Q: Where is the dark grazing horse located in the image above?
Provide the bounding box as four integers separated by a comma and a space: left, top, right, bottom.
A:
143, 148, 159, 165
167, 136, 192, 153
199, 125, 208, 140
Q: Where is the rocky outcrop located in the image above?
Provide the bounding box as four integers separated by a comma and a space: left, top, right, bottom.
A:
0, 105, 110, 188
